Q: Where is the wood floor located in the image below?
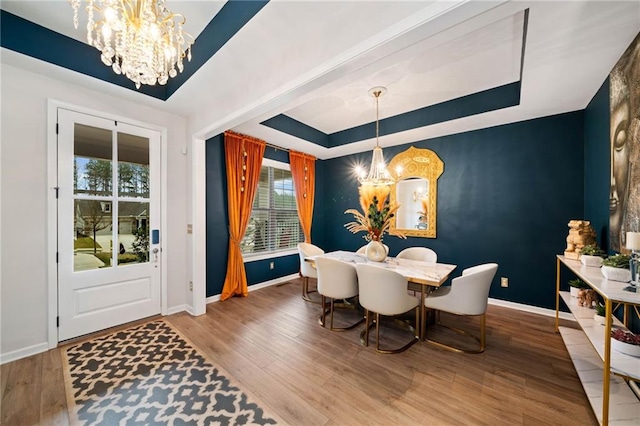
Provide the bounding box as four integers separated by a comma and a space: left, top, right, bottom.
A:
1, 278, 597, 425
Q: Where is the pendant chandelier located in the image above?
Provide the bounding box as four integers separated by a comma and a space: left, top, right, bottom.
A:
356, 86, 395, 187
69, 0, 194, 89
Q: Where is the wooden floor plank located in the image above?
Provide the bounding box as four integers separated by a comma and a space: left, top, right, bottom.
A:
1, 354, 42, 426
39, 349, 69, 426
1, 278, 600, 425
0, 361, 11, 401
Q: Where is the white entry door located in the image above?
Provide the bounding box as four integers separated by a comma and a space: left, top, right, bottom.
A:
57, 109, 161, 341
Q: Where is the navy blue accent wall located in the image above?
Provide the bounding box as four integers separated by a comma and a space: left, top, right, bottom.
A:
312, 159, 326, 247
320, 112, 584, 309
264, 145, 289, 163
261, 115, 330, 147
584, 78, 610, 249
245, 255, 299, 284
205, 135, 230, 297
205, 136, 305, 297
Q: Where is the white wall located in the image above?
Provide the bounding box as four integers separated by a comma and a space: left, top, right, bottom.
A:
0, 64, 189, 360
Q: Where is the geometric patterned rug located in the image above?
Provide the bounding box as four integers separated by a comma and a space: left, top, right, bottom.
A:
61, 320, 280, 425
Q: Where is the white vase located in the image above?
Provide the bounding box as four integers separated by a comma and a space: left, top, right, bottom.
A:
365, 240, 387, 262
581, 255, 603, 267
570, 286, 581, 297
601, 266, 632, 282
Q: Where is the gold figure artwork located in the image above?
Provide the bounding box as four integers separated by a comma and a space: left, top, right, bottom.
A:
388, 146, 444, 238
564, 220, 597, 260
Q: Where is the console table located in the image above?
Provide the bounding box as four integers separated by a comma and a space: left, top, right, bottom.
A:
555, 255, 640, 425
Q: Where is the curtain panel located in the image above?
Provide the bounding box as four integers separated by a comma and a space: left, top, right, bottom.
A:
221, 131, 266, 300
289, 150, 316, 243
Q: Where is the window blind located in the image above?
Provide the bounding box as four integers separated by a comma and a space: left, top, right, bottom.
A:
241, 165, 303, 255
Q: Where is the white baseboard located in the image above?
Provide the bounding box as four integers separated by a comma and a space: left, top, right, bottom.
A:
489, 297, 575, 321
205, 273, 300, 305
166, 304, 189, 315
0, 342, 49, 365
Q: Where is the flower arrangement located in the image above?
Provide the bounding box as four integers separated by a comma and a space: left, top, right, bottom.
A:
344, 185, 406, 242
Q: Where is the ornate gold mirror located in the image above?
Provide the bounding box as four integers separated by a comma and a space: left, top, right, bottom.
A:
388, 146, 444, 238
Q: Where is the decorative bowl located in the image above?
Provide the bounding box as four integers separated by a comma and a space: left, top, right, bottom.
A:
581, 255, 603, 267
612, 339, 640, 356
601, 266, 631, 282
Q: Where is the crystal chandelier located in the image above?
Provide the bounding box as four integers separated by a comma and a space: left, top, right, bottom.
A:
69, 0, 194, 89
355, 87, 395, 187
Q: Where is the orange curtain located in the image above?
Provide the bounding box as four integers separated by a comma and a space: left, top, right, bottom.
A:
221, 131, 266, 300
289, 150, 316, 243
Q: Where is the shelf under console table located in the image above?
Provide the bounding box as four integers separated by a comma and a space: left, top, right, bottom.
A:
555, 255, 640, 425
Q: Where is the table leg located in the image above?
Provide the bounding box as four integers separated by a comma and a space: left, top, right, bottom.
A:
420, 285, 426, 341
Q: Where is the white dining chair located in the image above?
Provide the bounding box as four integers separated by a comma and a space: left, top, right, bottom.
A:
297, 243, 324, 303
316, 257, 363, 331
397, 247, 437, 297
396, 247, 437, 263
423, 263, 498, 353
355, 263, 420, 354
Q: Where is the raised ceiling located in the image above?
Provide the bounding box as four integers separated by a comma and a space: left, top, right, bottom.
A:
1, 1, 639, 159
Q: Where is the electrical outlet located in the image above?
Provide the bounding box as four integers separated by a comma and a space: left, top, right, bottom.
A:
189, 281, 193, 291
501, 277, 508, 288
269, 262, 274, 270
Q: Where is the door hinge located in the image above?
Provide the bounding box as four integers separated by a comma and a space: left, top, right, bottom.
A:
56, 123, 59, 134
54, 187, 59, 198
56, 252, 59, 263
56, 316, 60, 327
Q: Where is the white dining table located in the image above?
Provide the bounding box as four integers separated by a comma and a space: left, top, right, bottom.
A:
306, 250, 457, 340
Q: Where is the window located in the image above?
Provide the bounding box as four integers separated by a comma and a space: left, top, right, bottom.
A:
241, 160, 302, 256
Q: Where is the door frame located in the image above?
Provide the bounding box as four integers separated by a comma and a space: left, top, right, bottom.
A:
46, 99, 168, 349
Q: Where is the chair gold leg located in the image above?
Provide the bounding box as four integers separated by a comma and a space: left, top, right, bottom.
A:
302, 277, 321, 304
330, 299, 335, 329
480, 313, 486, 352
424, 311, 486, 354
364, 310, 370, 346
375, 313, 381, 352
319, 295, 327, 327
319, 296, 365, 331
363, 311, 418, 354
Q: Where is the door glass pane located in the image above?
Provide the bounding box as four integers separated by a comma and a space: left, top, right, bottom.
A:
118, 201, 149, 266
74, 199, 113, 271
118, 132, 149, 198
74, 124, 112, 196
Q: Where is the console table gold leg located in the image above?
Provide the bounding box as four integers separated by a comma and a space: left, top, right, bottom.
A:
624, 303, 630, 327
603, 299, 612, 425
